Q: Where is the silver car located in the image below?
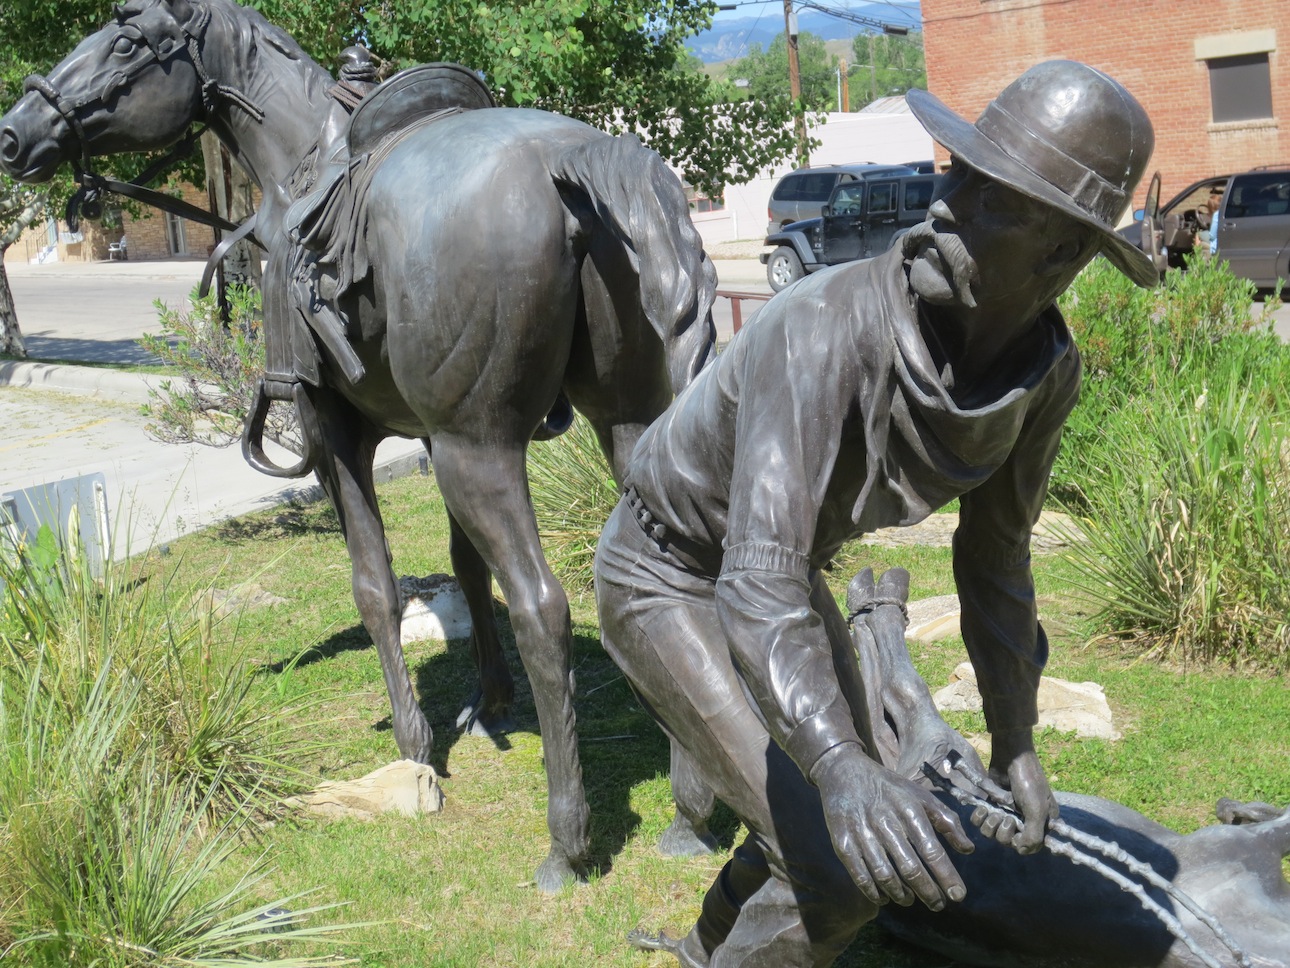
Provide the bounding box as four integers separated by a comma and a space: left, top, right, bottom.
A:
1131, 167, 1290, 288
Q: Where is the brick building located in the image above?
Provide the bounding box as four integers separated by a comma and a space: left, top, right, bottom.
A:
920, 0, 1286, 215
5, 182, 218, 267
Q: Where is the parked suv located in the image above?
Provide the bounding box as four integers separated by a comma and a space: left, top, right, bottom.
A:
760, 173, 940, 291
766, 162, 917, 233
1127, 167, 1290, 287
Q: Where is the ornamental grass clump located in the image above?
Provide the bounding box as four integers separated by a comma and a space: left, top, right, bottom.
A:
526, 414, 619, 592
1056, 255, 1290, 668
0, 528, 350, 966
1, 525, 316, 817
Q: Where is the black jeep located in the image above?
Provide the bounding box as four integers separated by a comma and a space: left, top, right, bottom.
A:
760, 173, 941, 291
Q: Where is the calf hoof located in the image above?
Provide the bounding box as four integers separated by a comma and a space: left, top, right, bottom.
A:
658, 817, 718, 857
534, 851, 587, 894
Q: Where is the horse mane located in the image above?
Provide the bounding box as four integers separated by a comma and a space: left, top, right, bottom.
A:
202, 0, 335, 113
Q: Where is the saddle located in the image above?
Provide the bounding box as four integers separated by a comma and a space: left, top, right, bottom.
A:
245, 64, 495, 478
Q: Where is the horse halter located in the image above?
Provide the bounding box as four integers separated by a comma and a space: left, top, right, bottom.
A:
22, 0, 264, 223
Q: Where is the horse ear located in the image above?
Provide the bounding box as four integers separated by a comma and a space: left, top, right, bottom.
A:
164, 0, 196, 26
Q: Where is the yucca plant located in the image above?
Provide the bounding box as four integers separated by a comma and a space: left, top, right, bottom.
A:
1, 522, 321, 818
1058, 381, 1290, 667
0, 650, 353, 968
526, 415, 619, 592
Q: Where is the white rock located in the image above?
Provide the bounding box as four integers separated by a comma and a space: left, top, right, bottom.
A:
906, 594, 961, 642
932, 662, 1121, 741
289, 760, 445, 820
399, 573, 472, 642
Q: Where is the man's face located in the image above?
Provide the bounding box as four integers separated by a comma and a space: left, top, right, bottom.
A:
903, 159, 1066, 311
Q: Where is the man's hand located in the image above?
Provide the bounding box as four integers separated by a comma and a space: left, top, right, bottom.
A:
811, 744, 974, 911
974, 728, 1058, 854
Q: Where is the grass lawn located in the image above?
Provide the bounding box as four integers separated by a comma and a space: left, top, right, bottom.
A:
146, 472, 1290, 968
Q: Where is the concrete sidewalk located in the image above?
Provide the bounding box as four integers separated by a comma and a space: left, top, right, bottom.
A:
1, 258, 423, 556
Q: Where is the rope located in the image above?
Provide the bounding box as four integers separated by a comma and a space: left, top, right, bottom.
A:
921, 754, 1252, 968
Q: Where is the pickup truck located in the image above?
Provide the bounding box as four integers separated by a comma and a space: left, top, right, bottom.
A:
760, 173, 941, 291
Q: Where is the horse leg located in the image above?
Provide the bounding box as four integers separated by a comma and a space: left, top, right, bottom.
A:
446, 505, 516, 736
658, 740, 719, 856
429, 434, 589, 892
313, 391, 432, 763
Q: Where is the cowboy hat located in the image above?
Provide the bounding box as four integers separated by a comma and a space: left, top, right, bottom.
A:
907, 60, 1157, 287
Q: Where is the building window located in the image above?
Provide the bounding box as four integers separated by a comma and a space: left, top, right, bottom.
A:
685, 183, 725, 214
1207, 54, 1273, 123
165, 212, 189, 256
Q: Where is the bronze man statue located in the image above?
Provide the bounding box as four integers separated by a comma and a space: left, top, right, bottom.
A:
595, 60, 1157, 967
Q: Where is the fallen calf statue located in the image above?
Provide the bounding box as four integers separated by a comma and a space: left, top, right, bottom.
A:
846, 568, 1290, 968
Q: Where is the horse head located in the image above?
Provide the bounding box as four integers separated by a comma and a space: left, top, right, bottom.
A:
1, 0, 217, 183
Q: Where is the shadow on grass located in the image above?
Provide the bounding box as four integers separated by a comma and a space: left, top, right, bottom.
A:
261, 623, 372, 674
257, 593, 740, 874
216, 503, 340, 542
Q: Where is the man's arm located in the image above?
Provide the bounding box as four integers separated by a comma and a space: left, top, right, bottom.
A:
713, 310, 971, 909
953, 355, 1079, 851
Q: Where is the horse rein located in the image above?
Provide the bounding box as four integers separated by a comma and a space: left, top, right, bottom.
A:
21, 0, 263, 234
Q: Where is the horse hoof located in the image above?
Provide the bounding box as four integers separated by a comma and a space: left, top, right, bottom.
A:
456, 703, 515, 737
657, 819, 718, 858
534, 853, 586, 894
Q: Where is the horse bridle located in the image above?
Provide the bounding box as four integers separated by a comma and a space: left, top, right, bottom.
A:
21, 0, 264, 230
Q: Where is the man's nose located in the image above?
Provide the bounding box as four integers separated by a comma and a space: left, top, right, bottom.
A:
928, 197, 957, 224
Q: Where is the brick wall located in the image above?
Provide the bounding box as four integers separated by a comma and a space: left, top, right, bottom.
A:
122, 183, 218, 260
921, 0, 1288, 215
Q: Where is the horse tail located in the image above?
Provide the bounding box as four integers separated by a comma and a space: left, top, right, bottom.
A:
552, 134, 717, 393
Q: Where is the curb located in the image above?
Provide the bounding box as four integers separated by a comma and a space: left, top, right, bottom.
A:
0, 360, 162, 404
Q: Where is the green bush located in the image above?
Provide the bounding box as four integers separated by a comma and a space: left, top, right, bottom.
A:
138, 287, 301, 455
1055, 256, 1290, 667
526, 415, 618, 593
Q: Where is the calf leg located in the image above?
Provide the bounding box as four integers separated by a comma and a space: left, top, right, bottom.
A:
431, 434, 589, 891
313, 390, 432, 763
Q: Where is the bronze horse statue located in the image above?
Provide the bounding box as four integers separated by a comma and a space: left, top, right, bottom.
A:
0, 0, 716, 890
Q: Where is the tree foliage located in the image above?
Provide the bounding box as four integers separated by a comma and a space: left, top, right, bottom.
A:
0, 0, 796, 203
849, 30, 926, 109
251, 0, 797, 194
726, 31, 839, 113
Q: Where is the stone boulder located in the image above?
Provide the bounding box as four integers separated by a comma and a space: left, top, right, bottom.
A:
399, 573, 472, 643
933, 662, 1121, 741
288, 760, 445, 820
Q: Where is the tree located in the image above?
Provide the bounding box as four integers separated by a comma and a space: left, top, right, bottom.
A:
727, 31, 839, 114
849, 30, 926, 110
0, 182, 47, 358
250, 0, 797, 194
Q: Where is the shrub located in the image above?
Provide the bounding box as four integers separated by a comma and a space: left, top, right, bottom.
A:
138, 287, 301, 455
1055, 256, 1290, 668
0, 528, 347, 966
1, 527, 315, 817
0, 651, 348, 968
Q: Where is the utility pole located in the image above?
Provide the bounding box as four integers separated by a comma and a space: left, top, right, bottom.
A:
783, 0, 809, 167
840, 57, 849, 112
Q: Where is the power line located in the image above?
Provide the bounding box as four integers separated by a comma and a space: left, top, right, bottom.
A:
794, 0, 919, 35
716, 0, 921, 34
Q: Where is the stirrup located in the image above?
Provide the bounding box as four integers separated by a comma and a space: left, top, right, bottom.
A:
241, 377, 320, 479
